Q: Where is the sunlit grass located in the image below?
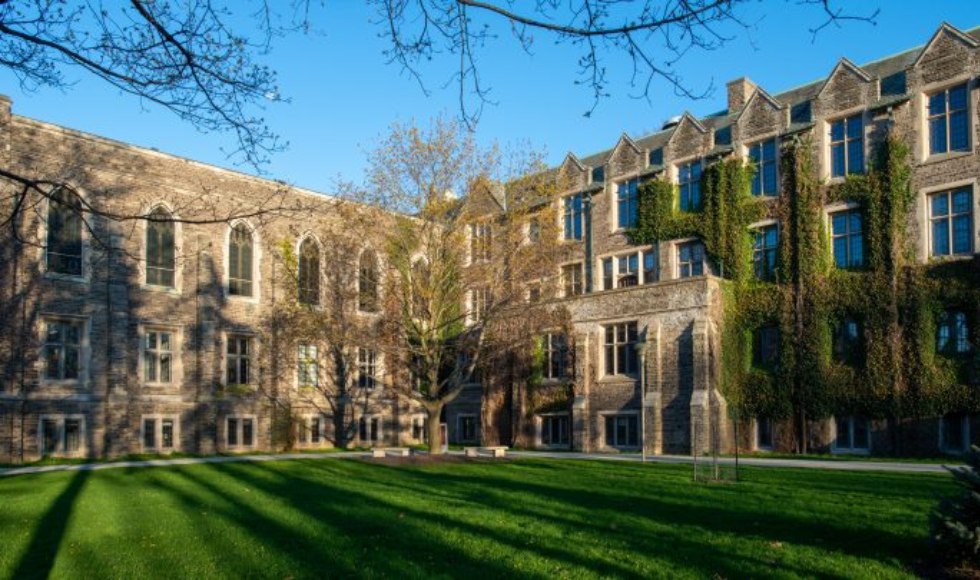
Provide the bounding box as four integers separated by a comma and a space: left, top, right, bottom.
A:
0, 458, 953, 578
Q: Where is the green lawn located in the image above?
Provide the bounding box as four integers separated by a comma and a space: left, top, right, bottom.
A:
0, 458, 954, 579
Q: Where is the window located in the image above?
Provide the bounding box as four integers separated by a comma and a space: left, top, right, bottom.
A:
541, 415, 570, 446
679, 161, 702, 211
562, 263, 583, 297
563, 194, 584, 241
937, 310, 972, 356
756, 417, 774, 450
830, 115, 864, 177
46, 188, 83, 276
929, 83, 969, 155
930, 188, 973, 257
604, 322, 638, 377
228, 224, 255, 296
458, 415, 479, 443
604, 414, 639, 448
941, 414, 969, 454
677, 241, 704, 278
298, 415, 324, 445
591, 166, 605, 183
226, 335, 253, 386
643, 251, 657, 284
752, 225, 778, 281
142, 416, 177, 452
528, 217, 541, 244
297, 344, 318, 388
357, 347, 377, 389
649, 148, 664, 166
470, 222, 492, 263
358, 415, 382, 443
44, 319, 83, 381
146, 207, 176, 287
227, 416, 256, 448
617, 253, 639, 287
831, 210, 864, 269
543, 333, 568, 380
358, 250, 379, 311
143, 329, 174, 384
617, 179, 639, 229
470, 288, 490, 322
834, 416, 870, 452
412, 415, 428, 442
749, 138, 778, 196
298, 238, 320, 305
602, 257, 614, 290
832, 317, 862, 366
528, 284, 541, 303
752, 325, 779, 370
39, 415, 85, 457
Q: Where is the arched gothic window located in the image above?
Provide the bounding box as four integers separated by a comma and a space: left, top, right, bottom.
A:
298, 237, 320, 305
46, 188, 83, 275
146, 207, 176, 287
228, 224, 254, 296
359, 250, 379, 312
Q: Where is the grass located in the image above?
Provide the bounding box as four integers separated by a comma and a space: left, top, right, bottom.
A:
0, 457, 955, 579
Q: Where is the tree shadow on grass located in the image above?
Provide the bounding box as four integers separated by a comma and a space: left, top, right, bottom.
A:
9, 469, 90, 580
223, 459, 846, 579
318, 459, 928, 574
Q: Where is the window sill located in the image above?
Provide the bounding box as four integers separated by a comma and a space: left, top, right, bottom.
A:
140, 284, 181, 296
920, 150, 973, 166
831, 448, 870, 456
225, 292, 260, 304
40, 379, 88, 390
44, 272, 89, 284
598, 375, 638, 385
929, 253, 975, 263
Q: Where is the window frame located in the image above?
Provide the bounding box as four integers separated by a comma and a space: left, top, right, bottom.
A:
37, 414, 87, 458
539, 413, 571, 448
936, 309, 972, 357
226, 415, 258, 449
601, 412, 640, 449
929, 187, 974, 258
829, 208, 865, 270
676, 240, 705, 279
297, 235, 321, 306
542, 332, 568, 381
562, 193, 585, 241
139, 324, 181, 388
927, 82, 971, 156
940, 413, 970, 455
677, 159, 703, 212
225, 221, 261, 301
357, 347, 378, 390
755, 417, 775, 451
832, 416, 870, 454
296, 413, 327, 447
224, 333, 256, 388
748, 137, 779, 197
456, 414, 479, 444
141, 414, 180, 453
603, 321, 639, 378
40, 315, 90, 388
828, 113, 865, 178
751, 222, 779, 281
43, 187, 88, 281
143, 205, 179, 291
616, 178, 640, 230
561, 262, 584, 297
296, 343, 319, 389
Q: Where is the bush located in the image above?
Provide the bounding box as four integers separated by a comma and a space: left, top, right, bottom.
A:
930, 445, 980, 565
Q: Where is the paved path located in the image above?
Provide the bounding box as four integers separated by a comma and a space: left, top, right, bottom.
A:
507, 450, 954, 473
0, 449, 956, 478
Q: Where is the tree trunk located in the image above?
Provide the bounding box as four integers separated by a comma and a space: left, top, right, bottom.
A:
427, 401, 444, 455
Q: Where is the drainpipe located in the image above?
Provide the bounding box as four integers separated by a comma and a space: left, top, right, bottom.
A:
584, 194, 594, 293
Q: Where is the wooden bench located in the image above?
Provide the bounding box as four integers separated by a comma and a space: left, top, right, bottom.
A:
463, 446, 508, 458
371, 447, 411, 458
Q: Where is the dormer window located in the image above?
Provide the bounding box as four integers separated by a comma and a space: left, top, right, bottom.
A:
591, 166, 605, 184
648, 148, 664, 166
714, 126, 732, 146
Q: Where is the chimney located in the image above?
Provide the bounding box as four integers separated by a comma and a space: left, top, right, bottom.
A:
726, 77, 756, 114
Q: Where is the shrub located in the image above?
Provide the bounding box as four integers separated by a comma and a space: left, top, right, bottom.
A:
930, 445, 980, 565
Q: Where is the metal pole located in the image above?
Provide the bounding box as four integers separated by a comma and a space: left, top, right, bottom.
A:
637, 339, 647, 463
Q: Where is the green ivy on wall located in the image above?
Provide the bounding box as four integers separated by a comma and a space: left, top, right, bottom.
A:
628, 136, 980, 449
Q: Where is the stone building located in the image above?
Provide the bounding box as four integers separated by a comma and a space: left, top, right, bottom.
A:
3, 22, 980, 463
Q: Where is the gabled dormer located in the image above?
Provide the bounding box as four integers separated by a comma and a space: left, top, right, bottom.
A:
557, 153, 589, 193
606, 132, 644, 179
814, 58, 876, 118
912, 23, 979, 85
734, 87, 786, 142
666, 112, 709, 161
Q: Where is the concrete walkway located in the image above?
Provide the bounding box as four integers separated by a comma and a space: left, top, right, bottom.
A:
0, 449, 957, 478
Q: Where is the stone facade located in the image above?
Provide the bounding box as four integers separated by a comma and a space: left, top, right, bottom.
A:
3, 23, 980, 462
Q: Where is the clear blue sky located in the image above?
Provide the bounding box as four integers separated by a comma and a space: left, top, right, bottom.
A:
1, 2, 977, 194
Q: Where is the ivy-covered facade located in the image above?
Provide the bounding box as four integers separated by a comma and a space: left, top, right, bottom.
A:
479, 23, 980, 456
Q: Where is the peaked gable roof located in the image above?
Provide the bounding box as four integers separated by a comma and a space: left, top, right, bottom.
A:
913, 22, 980, 68
815, 57, 873, 98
